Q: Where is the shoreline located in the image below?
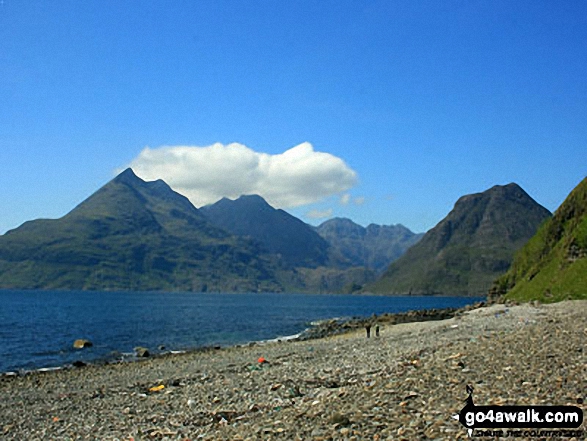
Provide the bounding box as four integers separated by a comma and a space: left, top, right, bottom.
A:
1, 299, 584, 440
0, 301, 485, 377
0, 290, 483, 375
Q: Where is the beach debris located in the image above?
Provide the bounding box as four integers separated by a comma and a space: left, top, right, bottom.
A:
145, 428, 177, 437
286, 381, 303, 397
329, 413, 351, 426
257, 356, 268, 364
134, 347, 150, 357
72, 360, 87, 368
446, 352, 464, 360
403, 391, 419, 400
148, 384, 165, 393
212, 410, 238, 423
73, 339, 93, 349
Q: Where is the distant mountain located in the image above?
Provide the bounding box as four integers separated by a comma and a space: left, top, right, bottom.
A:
0, 169, 282, 292
367, 184, 552, 296
200, 195, 332, 268
315, 218, 423, 273
490, 177, 587, 302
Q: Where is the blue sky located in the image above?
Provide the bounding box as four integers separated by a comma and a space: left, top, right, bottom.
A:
1, 0, 585, 234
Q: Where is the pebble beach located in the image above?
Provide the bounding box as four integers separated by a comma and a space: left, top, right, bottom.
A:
1, 300, 585, 440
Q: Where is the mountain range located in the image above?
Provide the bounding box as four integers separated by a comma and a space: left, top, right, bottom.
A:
366, 183, 552, 296
1, 169, 567, 297
314, 218, 424, 274
0, 169, 419, 293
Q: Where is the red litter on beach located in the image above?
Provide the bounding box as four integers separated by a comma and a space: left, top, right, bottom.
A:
258, 357, 266, 364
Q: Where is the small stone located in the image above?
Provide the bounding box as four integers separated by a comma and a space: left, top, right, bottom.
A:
329, 413, 350, 426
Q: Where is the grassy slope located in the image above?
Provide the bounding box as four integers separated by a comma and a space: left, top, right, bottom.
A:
494, 177, 587, 302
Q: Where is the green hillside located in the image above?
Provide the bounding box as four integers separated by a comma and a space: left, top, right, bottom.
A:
491, 176, 587, 302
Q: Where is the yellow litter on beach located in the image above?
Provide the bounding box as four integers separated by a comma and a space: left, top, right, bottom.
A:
148, 384, 165, 392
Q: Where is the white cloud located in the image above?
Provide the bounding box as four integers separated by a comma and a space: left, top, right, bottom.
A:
353, 196, 365, 205
340, 193, 365, 206
127, 142, 357, 208
306, 208, 333, 219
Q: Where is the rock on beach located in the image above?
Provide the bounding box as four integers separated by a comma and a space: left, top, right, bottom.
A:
72, 339, 93, 349
1, 300, 585, 440
134, 346, 150, 357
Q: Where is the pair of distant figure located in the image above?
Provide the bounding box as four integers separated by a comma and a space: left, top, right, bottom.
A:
365, 323, 379, 338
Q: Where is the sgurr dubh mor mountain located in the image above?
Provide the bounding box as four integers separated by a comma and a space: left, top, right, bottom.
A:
0, 169, 283, 292
367, 183, 552, 296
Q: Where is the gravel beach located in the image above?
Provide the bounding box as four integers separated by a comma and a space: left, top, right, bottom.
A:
1, 300, 585, 441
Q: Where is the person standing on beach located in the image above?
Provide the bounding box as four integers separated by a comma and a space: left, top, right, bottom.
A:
375, 324, 380, 337
365, 323, 371, 338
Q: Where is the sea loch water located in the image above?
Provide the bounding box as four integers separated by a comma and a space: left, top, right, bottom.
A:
0, 290, 483, 373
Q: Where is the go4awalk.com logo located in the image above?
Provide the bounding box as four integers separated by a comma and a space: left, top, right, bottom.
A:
452, 386, 584, 438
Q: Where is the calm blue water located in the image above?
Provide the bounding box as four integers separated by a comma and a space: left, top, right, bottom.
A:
0, 290, 483, 373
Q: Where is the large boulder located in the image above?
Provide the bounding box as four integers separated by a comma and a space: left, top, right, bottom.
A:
73, 339, 93, 349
